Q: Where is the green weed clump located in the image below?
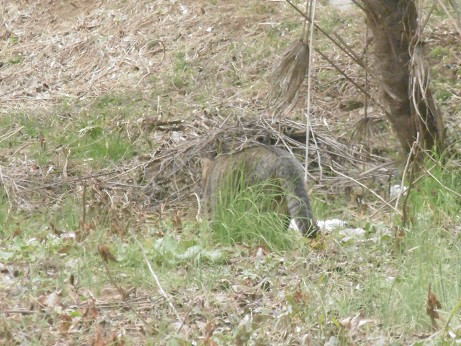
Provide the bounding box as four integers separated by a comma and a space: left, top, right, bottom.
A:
361, 154, 461, 333
209, 174, 302, 252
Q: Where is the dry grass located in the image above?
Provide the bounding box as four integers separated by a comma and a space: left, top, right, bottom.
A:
0, 0, 405, 216
0, 113, 395, 220
271, 39, 310, 114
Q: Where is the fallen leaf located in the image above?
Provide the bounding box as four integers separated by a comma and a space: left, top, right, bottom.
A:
58, 314, 72, 334
83, 299, 98, 320
202, 321, 216, 345
254, 244, 269, 257
66, 283, 80, 304
172, 209, 182, 231
77, 222, 96, 242
340, 311, 376, 335
50, 222, 62, 236
98, 245, 117, 263
37, 291, 62, 308
426, 284, 441, 330
291, 289, 309, 305
58, 243, 73, 254
90, 325, 106, 346
12, 226, 21, 238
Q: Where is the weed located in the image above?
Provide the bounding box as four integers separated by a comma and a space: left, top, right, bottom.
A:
430, 46, 449, 59
70, 130, 134, 163
209, 172, 303, 251
9, 34, 19, 44
435, 89, 452, 102
318, 9, 341, 33
8, 55, 23, 65
356, 155, 460, 332
174, 52, 187, 73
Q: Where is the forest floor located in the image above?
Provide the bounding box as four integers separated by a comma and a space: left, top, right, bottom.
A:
0, 0, 460, 344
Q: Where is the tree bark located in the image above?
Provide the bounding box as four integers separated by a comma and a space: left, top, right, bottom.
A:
358, 0, 445, 154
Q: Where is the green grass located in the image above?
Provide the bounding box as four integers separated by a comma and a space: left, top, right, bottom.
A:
430, 46, 450, 59
1, 133, 460, 343
317, 7, 342, 33
344, 155, 461, 333
435, 88, 453, 102
0, 94, 146, 170
67, 129, 134, 163
259, 154, 461, 341
208, 169, 305, 252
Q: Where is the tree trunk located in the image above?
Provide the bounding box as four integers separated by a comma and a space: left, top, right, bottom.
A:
358, 0, 445, 154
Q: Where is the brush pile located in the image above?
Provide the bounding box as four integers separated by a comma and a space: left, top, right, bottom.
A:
1, 114, 395, 216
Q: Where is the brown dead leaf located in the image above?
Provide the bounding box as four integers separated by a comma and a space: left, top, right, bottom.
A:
77, 221, 96, 242
0, 263, 9, 274
58, 313, 72, 334
172, 209, 182, 231
12, 226, 21, 238
98, 245, 117, 263
58, 243, 73, 254
83, 299, 98, 320
254, 244, 269, 257
340, 311, 376, 335
426, 284, 442, 330
66, 283, 80, 304
292, 289, 309, 305
202, 321, 216, 345
39, 135, 46, 150
37, 291, 62, 308
50, 222, 63, 236
111, 333, 125, 346
91, 326, 106, 346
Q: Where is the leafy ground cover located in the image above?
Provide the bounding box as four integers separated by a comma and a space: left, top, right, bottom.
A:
0, 0, 460, 344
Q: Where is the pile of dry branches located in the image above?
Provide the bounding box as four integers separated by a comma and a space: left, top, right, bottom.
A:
1, 114, 395, 218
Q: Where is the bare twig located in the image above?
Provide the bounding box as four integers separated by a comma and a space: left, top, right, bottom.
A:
425, 169, 461, 199
369, 162, 438, 219
0, 166, 13, 223
100, 250, 154, 332
304, 0, 317, 182
80, 181, 87, 231
132, 232, 182, 324
193, 192, 202, 221
101, 258, 128, 300
401, 160, 417, 227
0, 126, 24, 143
1, 310, 37, 315
329, 165, 402, 215
395, 137, 418, 209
